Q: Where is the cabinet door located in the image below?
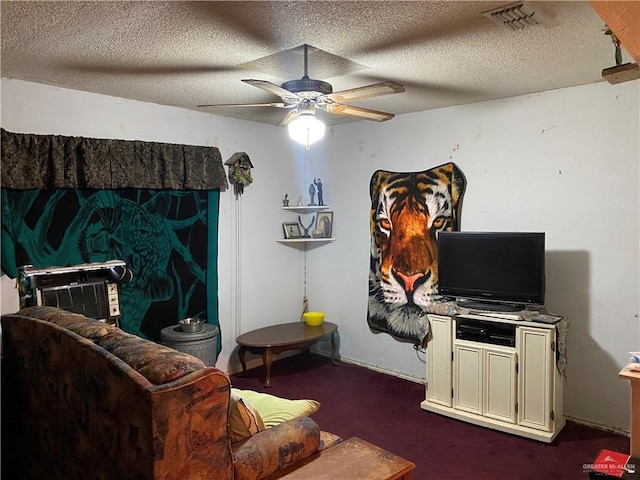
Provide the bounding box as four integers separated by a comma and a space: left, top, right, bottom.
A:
518, 326, 554, 431
483, 347, 517, 424
427, 315, 453, 407
453, 342, 483, 415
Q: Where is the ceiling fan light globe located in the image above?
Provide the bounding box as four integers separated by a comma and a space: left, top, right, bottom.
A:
288, 114, 325, 149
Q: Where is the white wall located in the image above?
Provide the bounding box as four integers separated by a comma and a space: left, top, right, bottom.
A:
305, 82, 640, 432
0, 78, 306, 372
1, 78, 638, 433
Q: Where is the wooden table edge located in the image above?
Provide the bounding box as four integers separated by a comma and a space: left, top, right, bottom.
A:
264, 436, 415, 480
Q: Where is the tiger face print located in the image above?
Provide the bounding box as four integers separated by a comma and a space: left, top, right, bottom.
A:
368, 163, 466, 344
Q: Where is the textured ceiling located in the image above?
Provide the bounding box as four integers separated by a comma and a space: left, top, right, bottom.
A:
0, 1, 631, 127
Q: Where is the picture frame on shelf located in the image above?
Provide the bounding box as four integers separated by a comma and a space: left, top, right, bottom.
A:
283, 222, 302, 239
315, 211, 333, 238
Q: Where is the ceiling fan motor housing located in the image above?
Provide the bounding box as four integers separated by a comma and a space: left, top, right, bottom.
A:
282, 78, 333, 95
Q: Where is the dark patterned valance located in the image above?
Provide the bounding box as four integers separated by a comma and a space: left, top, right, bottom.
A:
1, 129, 228, 191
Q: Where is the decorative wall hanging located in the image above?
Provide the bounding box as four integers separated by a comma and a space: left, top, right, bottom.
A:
225, 152, 253, 197
368, 162, 466, 346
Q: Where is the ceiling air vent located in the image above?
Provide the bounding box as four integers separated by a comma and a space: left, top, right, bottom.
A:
483, 2, 545, 30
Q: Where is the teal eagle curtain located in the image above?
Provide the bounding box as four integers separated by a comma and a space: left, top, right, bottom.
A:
1, 130, 227, 355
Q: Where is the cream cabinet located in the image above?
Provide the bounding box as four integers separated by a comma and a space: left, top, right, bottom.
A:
453, 341, 483, 414
426, 314, 453, 407
421, 314, 564, 442
452, 340, 517, 423
518, 326, 555, 431
483, 346, 518, 424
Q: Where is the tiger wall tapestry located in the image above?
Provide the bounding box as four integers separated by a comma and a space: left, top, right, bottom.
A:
368, 162, 466, 346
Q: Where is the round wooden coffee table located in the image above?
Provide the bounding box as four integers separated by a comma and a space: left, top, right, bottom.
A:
236, 321, 338, 387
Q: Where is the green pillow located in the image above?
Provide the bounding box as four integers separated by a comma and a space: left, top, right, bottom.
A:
232, 388, 320, 428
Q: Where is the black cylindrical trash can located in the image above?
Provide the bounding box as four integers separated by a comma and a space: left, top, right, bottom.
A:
160, 323, 219, 366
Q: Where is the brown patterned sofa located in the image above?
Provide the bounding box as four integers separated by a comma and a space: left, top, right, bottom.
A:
1, 306, 340, 480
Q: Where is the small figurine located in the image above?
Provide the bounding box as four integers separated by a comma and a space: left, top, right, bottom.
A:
283, 194, 289, 207
314, 178, 324, 206
308, 183, 316, 206
296, 196, 304, 207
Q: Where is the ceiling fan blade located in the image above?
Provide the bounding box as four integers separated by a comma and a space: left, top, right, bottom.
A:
325, 81, 405, 103
278, 110, 300, 127
198, 102, 288, 108
321, 103, 396, 122
242, 79, 301, 102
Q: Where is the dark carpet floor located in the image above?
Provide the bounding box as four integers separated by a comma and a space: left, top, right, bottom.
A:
230, 353, 629, 480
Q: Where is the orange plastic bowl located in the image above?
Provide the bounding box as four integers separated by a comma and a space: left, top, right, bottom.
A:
303, 311, 325, 326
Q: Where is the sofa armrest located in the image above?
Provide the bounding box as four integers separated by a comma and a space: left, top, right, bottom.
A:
232, 416, 320, 480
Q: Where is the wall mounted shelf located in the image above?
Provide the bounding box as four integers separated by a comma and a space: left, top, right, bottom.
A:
279, 205, 334, 246
282, 206, 330, 213
277, 238, 335, 245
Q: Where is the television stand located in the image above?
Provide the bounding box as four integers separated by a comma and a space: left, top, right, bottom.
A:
421, 313, 565, 442
457, 300, 523, 312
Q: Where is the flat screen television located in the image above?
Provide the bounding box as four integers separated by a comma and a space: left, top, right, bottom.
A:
437, 231, 545, 311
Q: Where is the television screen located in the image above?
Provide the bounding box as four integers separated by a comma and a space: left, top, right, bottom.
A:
437, 231, 545, 310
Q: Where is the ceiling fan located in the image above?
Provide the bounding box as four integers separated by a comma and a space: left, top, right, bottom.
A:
197, 44, 405, 127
